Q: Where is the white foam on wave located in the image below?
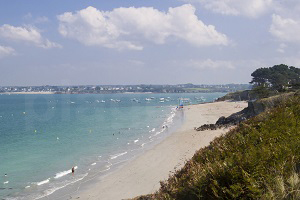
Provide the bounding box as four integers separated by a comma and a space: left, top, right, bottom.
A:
154, 131, 163, 136
3, 181, 9, 184
91, 163, 96, 166
149, 128, 155, 132
35, 173, 88, 200
36, 178, 50, 186
134, 139, 139, 143
149, 107, 177, 139
54, 166, 78, 179
110, 151, 127, 159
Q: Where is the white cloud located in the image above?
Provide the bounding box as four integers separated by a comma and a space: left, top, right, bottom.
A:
270, 14, 300, 43
0, 45, 15, 58
0, 24, 61, 49
57, 5, 228, 50
187, 59, 235, 70
185, 0, 273, 18
276, 43, 287, 53
23, 13, 49, 24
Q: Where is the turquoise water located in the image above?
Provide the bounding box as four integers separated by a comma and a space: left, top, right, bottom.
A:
0, 93, 225, 199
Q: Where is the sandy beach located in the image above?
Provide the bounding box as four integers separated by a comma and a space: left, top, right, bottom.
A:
64, 101, 248, 200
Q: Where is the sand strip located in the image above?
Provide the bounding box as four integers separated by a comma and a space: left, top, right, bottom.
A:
67, 101, 248, 200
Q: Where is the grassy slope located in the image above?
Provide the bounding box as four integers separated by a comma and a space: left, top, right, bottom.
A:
135, 95, 300, 199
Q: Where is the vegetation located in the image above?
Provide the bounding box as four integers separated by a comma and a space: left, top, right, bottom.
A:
135, 94, 300, 199
250, 64, 300, 92
217, 64, 300, 101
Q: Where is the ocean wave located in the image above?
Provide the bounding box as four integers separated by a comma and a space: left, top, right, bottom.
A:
35, 173, 88, 200
149, 106, 177, 139
149, 128, 155, 132
110, 151, 127, 160
36, 178, 50, 186
54, 166, 78, 179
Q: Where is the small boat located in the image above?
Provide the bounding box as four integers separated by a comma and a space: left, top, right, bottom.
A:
131, 98, 140, 103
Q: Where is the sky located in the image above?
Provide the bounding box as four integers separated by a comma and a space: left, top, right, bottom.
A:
0, 0, 300, 86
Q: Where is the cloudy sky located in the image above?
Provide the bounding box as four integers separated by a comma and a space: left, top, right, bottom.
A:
0, 0, 300, 86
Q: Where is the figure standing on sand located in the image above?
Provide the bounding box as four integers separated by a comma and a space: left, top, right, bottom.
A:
72, 167, 75, 175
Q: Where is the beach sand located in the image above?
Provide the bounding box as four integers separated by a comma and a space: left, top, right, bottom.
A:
67, 101, 248, 200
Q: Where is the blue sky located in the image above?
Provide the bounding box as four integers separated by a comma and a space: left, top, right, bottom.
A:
1, 0, 300, 86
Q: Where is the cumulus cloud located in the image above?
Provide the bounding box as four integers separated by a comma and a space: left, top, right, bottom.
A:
184, 0, 273, 18
270, 14, 300, 43
0, 45, 15, 58
0, 24, 61, 49
57, 4, 228, 50
188, 59, 235, 70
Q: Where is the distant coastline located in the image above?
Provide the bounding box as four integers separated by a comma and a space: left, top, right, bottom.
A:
3, 91, 55, 94
0, 83, 251, 94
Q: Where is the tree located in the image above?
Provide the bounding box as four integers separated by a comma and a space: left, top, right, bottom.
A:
250, 68, 271, 87
250, 64, 300, 92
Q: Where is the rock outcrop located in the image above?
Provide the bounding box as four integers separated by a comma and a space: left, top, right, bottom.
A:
196, 92, 298, 132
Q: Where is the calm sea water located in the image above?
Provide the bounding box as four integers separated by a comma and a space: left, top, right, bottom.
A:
0, 93, 225, 199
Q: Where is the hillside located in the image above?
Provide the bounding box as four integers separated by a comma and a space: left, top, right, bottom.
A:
134, 93, 300, 199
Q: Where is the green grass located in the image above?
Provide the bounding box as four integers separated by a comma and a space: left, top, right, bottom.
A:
135, 95, 300, 199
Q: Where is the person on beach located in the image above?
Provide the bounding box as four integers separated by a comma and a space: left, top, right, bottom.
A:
72, 167, 75, 175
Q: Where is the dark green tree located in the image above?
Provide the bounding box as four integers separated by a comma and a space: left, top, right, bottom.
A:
250, 64, 300, 92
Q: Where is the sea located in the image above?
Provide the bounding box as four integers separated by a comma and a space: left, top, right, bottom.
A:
0, 93, 225, 199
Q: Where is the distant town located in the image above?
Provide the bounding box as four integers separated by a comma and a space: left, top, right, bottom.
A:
0, 84, 251, 94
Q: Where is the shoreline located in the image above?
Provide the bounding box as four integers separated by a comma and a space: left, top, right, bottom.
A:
56, 101, 248, 200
